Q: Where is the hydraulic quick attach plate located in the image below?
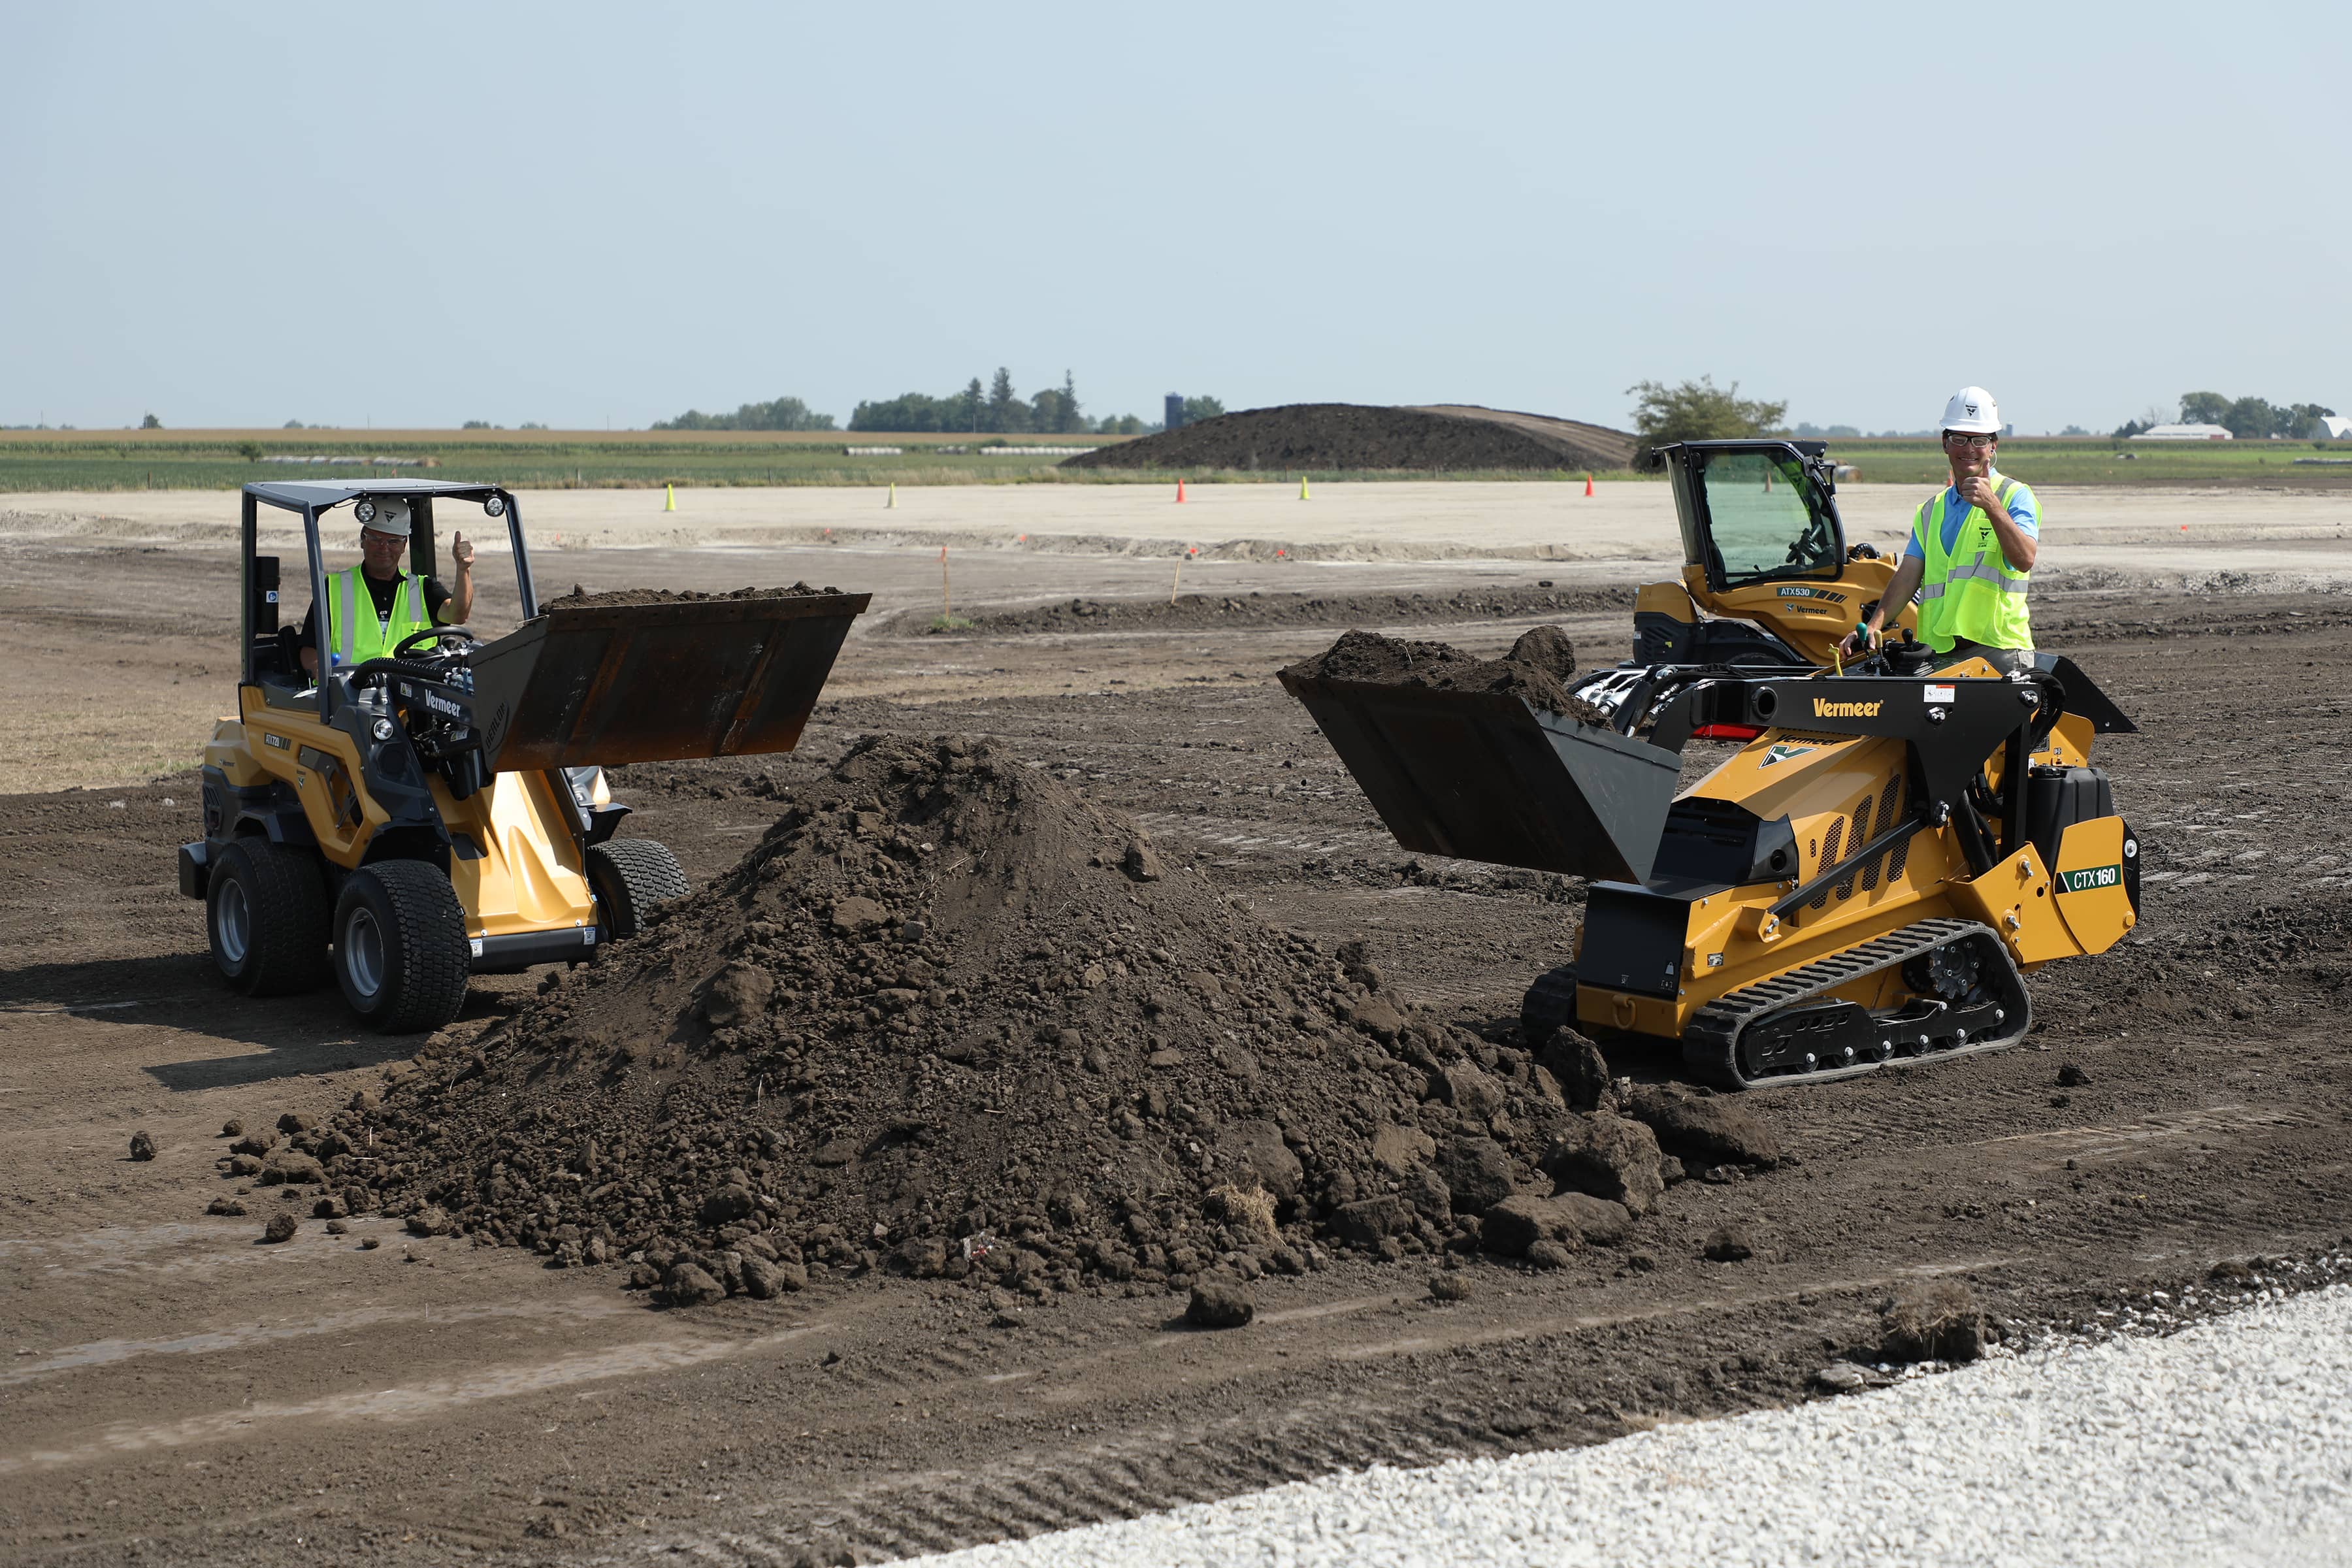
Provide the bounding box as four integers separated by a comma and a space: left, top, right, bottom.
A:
1681, 919, 2031, 1090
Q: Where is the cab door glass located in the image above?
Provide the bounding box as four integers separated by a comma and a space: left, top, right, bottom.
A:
1699, 451, 1838, 585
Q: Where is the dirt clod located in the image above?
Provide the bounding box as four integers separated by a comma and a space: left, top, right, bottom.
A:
128, 1131, 155, 1162
2057, 1063, 2092, 1087
1186, 1279, 1254, 1328
1703, 1226, 1755, 1263
206, 1197, 246, 1217
220, 1119, 244, 1138
1543, 1114, 1665, 1217
1880, 1280, 1986, 1363
661, 1262, 727, 1309
1624, 1085, 1783, 1169
260, 1213, 298, 1244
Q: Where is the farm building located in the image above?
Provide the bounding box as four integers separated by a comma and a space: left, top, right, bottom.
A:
2131, 423, 2234, 440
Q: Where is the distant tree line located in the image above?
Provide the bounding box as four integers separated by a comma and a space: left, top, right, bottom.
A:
2114, 393, 2338, 440
653, 396, 837, 432
849, 368, 1159, 436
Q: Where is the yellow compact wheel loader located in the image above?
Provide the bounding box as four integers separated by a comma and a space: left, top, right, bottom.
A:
180, 480, 868, 1032
1282, 442, 2141, 1089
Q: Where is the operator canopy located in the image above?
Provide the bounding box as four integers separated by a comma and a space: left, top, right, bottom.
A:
1942, 387, 2001, 434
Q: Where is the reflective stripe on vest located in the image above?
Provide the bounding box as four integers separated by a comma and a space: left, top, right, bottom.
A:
1912, 476, 2033, 652
329, 566, 431, 667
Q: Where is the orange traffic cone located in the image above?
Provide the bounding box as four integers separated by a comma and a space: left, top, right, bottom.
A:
1584, 472, 1595, 498
1177, 479, 1186, 503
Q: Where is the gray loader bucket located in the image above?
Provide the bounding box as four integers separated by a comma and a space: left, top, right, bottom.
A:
1279, 672, 1682, 883
469, 593, 870, 773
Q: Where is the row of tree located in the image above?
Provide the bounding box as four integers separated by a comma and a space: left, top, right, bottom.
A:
2114, 393, 2338, 440
848, 370, 1183, 436
647, 373, 1205, 436
651, 397, 837, 433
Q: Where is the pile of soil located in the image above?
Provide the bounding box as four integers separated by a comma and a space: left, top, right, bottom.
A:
906, 584, 1637, 639
543, 583, 847, 610
1283, 627, 1608, 725
1064, 404, 1636, 474
313, 734, 1767, 1304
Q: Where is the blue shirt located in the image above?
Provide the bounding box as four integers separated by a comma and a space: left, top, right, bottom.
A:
1904, 472, 2039, 561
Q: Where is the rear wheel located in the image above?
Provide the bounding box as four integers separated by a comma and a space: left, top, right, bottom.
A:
1520, 964, 1581, 1044
587, 839, 690, 944
206, 840, 331, 996
332, 861, 470, 1033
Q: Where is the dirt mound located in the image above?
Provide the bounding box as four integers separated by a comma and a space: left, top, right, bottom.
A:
324, 735, 1689, 1302
1063, 404, 1636, 473
900, 584, 1637, 639
1283, 629, 1607, 725
542, 583, 847, 610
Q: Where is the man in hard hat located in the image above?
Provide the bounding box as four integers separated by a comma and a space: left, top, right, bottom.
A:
1841, 387, 2038, 673
297, 498, 475, 677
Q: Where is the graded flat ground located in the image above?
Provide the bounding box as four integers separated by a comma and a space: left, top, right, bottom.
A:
2, 482, 2349, 1565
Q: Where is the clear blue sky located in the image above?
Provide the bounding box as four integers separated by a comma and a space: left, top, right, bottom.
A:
5, 2, 2346, 434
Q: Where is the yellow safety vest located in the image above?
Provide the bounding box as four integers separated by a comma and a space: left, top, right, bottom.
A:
327, 565, 435, 668
1912, 474, 2033, 652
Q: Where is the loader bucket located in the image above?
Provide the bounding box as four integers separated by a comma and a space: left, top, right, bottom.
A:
468, 593, 871, 772
1278, 672, 1682, 883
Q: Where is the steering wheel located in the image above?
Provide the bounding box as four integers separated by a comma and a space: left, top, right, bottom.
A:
393, 625, 478, 659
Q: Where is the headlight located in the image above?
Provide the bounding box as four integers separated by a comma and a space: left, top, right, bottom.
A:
483, 493, 507, 517
354, 499, 377, 525
371, 718, 397, 742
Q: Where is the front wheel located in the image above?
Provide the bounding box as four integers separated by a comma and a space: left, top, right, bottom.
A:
587, 839, 690, 944
333, 861, 470, 1033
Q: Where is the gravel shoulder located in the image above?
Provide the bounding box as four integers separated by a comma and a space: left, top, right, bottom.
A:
902, 1273, 2352, 1568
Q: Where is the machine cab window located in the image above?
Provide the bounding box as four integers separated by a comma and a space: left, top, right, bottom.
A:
1667, 442, 1844, 591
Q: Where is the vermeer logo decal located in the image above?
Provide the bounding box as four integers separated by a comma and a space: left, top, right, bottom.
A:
2059, 864, 2123, 894
1758, 742, 1815, 768
1812, 698, 1884, 719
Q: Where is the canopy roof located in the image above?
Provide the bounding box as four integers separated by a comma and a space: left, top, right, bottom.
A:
243, 478, 508, 512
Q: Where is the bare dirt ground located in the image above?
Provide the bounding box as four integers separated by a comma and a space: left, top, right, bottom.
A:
3, 485, 2351, 1565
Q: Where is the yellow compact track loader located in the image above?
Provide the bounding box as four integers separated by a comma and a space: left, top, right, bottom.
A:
1633, 439, 1911, 670
179, 480, 867, 1032
1282, 444, 2141, 1089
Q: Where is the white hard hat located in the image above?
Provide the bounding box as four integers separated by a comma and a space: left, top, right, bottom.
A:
1940, 387, 2001, 435
354, 496, 411, 538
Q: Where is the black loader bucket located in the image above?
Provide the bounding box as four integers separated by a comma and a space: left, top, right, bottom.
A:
469, 594, 870, 772
1278, 672, 1681, 883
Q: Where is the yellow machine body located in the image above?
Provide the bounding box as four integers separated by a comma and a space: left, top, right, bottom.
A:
206, 691, 596, 943
1573, 661, 2133, 1042
1636, 557, 1918, 670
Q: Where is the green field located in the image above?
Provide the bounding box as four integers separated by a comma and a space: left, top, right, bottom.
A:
1819, 436, 2352, 487
1, 429, 2342, 492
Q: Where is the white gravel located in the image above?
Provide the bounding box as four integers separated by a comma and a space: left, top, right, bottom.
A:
906, 1283, 2352, 1568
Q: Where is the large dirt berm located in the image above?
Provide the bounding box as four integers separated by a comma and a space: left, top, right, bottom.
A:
1064, 403, 1637, 473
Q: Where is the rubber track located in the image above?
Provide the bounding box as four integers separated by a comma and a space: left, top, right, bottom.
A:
1682, 917, 2030, 1091
359, 860, 471, 1034
1519, 964, 1580, 1041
